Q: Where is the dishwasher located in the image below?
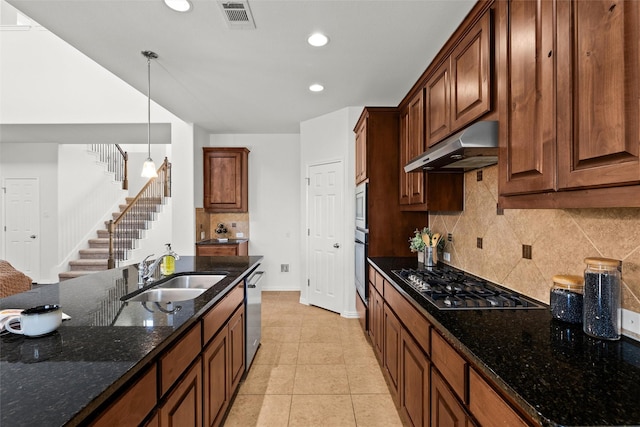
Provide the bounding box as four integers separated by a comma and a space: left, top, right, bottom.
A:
245, 266, 264, 371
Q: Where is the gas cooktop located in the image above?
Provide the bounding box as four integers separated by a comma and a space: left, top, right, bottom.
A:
392, 266, 545, 310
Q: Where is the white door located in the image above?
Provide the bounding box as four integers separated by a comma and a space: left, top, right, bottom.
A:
307, 161, 344, 313
4, 178, 40, 280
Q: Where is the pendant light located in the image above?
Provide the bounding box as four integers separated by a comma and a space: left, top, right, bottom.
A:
141, 50, 159, 178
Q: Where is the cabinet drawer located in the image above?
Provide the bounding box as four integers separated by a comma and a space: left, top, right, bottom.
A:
384, 281, 430, 355
91, 365, 157, 427
469, 368, 530, 427
197, 245, 239, 256
159, 323, 202, 396
203, 283, 244, 344
431, 330, 467, 403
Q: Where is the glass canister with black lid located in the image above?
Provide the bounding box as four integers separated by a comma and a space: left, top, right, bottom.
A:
583, 257, 621, 340
550, 274, 584, 324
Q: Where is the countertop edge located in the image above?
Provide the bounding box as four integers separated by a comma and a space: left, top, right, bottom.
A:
368, 258, 547, 426
68, 256, 263, 426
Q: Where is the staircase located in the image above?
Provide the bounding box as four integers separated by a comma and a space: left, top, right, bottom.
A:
58, 197, 163, 281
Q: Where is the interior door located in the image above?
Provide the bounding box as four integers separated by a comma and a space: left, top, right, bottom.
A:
3, 178, 40, 280
307, 160, 344, 314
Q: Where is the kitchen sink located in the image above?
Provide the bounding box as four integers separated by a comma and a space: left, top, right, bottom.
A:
155, 274, 227, 290
125, 287, 206, 303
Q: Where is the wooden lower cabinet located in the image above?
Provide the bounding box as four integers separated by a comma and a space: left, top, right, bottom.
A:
400, 329, 430, 427
203, 326, 230, 427
468, 369, 529, 427
228, 306, 245, 394
91, 365, 157, 427
159, 358, 203, 427
432, 369, 473, 427
383, 303, 401, 400
203, 305, 245, 427
196, 241, 248, 257
369, 284, 384, 361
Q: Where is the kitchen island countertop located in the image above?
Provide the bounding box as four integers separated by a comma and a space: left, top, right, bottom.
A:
369, 257, 640, 427
0, 255, 262, 427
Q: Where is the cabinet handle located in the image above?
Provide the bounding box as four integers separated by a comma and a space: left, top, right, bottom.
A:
548, 50, 553, 58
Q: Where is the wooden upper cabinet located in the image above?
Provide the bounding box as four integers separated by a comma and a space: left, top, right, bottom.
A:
426, 11, 492, 148
498, 0, 557, 196
425, 61, 451, 147
451, 11, 492, 131
400, 90, 428, 208
556, 0, 640, 189
203, 147, 249, 213
355, 117, 368, 184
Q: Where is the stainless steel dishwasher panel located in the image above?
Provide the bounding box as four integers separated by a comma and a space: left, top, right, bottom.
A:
245, 267, 264, 371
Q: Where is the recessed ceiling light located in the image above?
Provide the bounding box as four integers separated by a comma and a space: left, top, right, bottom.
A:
164, 0, 192, 12
309, 84, 324, 92
307, 33, 329, 47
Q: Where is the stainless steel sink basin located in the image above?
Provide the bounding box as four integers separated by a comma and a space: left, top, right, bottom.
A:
126, 288, 206, 303
156, 274, 227, 290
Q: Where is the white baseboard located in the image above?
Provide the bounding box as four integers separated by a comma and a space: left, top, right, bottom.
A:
341, 310, 359, 319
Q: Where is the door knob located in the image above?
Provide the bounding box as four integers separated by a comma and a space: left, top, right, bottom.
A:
333, 243, 340, 248
30, 235, 37, 239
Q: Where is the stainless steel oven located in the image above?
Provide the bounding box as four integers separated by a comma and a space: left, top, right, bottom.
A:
355, 227, 368, 306
355, 182, 368, 231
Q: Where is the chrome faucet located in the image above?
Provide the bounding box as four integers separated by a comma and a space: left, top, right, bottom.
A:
138, 244, 180, 286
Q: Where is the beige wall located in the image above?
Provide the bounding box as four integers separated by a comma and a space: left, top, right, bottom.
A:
429, 165, 640, 316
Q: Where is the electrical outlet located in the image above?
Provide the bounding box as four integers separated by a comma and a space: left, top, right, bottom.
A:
236, 232, 244, 238
443, 252, 451, 262
622, 309, 640, 335
281, 264, 289, 273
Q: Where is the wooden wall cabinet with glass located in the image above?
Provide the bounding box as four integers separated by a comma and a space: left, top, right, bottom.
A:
203, 147, 249, 213
498, 0, 640, 208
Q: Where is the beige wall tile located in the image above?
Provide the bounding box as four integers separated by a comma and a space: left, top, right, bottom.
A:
429, 165, 640, 319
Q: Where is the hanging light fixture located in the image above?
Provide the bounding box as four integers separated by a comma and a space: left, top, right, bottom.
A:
141, 50, 159, 178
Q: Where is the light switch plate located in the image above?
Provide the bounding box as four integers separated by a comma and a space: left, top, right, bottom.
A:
443, 252, 451, 262
622, 309, 640, 335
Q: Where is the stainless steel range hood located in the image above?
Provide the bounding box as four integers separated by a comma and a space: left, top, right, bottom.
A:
404, 121, 498, 172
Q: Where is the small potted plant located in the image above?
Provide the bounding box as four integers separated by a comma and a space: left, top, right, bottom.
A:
409, 227, 445, 264
409, 228, 428, 263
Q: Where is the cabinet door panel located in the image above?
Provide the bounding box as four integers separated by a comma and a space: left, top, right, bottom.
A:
159, 358, 202, 427
400, 329, 430, 427
355, 117, 368, 184
383, 303, 401, 400
499, 0, 556, 195
426, 62, 451, 147
228, 306, 245, 395
203, 329, 229, 427
408, 91, 426, 204
431, 369, 471, 427
557, 0, 640, 188
203, 148, 249, 212
399, 111, 412, 205
451, 12, 491, 131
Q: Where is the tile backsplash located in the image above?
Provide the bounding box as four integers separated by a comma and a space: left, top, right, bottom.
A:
195, 208, 250, 241
429, 165, 640, 319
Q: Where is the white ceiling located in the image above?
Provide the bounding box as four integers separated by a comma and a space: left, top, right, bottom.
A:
6, 0, 475, 134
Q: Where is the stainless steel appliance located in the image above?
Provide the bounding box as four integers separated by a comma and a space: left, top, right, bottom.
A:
392, 266, 544, 310
355, 182, 368, 306
245, 266, 264, 370
355, 182, 368, 231
355, 229, 368, 305
404, 121, 498, 172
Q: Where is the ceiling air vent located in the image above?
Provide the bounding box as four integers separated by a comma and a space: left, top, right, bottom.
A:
218, 1, 256, 29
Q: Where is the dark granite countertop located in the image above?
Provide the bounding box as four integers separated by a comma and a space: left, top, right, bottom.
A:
0, 255, 263, 427
196, 238, 249, 245
369, 257, 640, 427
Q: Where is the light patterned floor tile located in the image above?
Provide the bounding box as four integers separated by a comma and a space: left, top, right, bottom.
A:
297, 342, 344, 365
239, 364, 296, 395
352, 394, 404, 427
224, 394, 292, 427
293, 365, 350, 394
289, 395, 356, 427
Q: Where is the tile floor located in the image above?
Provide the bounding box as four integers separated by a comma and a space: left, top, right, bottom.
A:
223, 291, 405, 426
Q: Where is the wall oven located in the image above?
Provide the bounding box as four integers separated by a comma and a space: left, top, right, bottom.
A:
355, 182, 368, 306
355, 182, 368, 232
